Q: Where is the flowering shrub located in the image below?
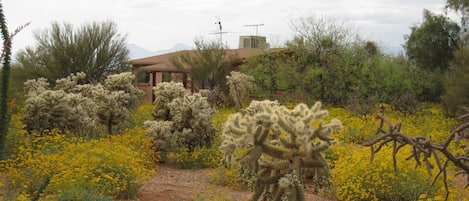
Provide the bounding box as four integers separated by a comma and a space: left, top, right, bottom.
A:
330, 103, 463, 201
331, 144, 451, 201
329, 103, 455, 144
167, 145, 223, 169
2, 126, 155, 200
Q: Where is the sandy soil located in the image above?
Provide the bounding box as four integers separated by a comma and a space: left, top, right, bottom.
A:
130, 165, 337, 201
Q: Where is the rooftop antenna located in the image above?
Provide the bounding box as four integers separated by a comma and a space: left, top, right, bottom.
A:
243, 23, 264, 36
210, 17, 227, 44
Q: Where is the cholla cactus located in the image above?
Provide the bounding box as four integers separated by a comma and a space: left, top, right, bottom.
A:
93, 72, 144, 134
23, 77, 49, 97
219, 100, 342, 201
152, 82, 186, 121
54, 72, 87, 93
92, 84, 132, 135
146, 83, 217, 157
22, 72, 144, 136
103, 72, 144, 110
144, 120, 173, 151
168, 93, 216, 151
226, 71, 255, 108
22, 89, 97, 134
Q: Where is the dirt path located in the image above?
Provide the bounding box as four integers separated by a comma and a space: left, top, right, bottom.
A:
133, 165, 337, 201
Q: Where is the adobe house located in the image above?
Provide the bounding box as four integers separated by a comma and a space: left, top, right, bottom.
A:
128, 35, 282, 103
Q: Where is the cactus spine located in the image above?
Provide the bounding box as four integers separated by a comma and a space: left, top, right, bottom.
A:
219, 100, 342, 200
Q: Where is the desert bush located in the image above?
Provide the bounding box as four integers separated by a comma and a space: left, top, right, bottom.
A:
331, 144, 450, 201
219, 100, 342, 200
1, 126, 155, 200
328, 103, 455, 144
443, 48, 469, 115
167, 144, 223, 169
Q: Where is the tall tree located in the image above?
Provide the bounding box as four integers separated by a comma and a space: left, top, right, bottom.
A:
17, 21, 129, 84
405, 9, 460, 71
171, 37, 238, 92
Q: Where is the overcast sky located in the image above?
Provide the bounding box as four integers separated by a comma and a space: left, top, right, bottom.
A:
3, 0, 454, 55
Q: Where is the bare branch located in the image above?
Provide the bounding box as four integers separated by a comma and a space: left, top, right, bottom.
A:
362, 107, 469, 200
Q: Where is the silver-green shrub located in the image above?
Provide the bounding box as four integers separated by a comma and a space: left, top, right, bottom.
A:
219, 100, 342, 201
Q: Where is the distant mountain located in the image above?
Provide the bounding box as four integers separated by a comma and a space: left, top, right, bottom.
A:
127, 43, 192, 60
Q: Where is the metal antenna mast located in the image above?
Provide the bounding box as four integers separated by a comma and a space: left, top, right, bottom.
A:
212, 21, 227, 44
243, 23, 264, 36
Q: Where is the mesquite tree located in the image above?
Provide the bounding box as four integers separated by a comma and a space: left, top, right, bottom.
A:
219, 100, 342, 201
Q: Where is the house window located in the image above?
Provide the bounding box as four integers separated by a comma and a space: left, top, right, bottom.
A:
163, 72, 172, 82
136, 70, 150, 83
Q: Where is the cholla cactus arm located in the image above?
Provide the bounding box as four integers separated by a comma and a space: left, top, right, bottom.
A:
152, 82, 186, 121
54, 72, 86, 92
92, 84, 132, 135
226, 71, 255, 108
144, 120, 173, 151
220, 100, 341, 200
103, 72, 144, 109
23, 77, 50, 97
167, 93, 216, 151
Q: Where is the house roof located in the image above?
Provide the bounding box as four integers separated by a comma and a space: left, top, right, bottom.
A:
128, 48, 285, 72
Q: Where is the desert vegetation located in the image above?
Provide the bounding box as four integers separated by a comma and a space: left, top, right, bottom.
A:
1, 0, 469, 201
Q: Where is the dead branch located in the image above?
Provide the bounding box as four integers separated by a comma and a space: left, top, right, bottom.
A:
362, 106, 469, 201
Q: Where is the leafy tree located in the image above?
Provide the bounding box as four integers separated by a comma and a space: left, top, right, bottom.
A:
404, 9, 460, 71
442, 48, 469, 115
288, 14, 360, 60
171, 37, 238, 92
16, 21, 129, 84
446, 0, 469, 34
240, 50, 285, 99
